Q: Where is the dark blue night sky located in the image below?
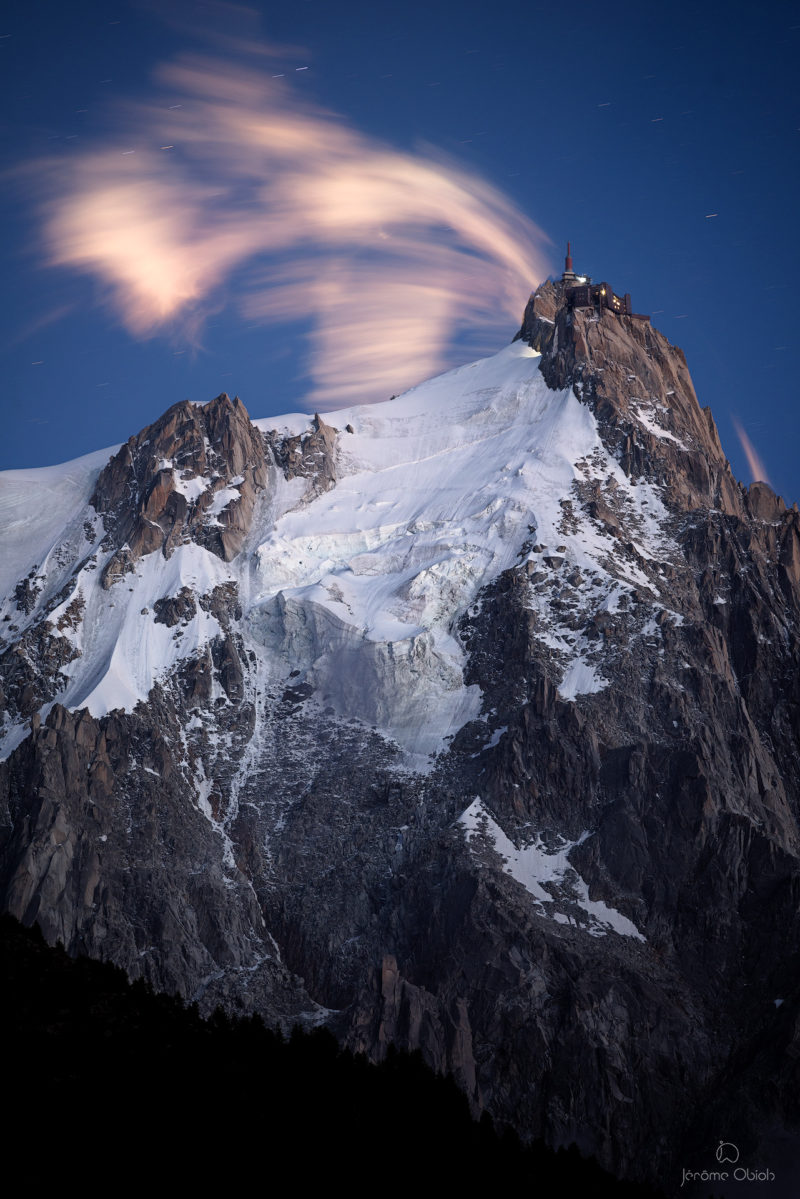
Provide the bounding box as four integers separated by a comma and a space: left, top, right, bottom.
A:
2, 0, 798, 503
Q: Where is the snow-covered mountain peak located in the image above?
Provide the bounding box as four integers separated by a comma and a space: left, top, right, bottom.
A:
0, 333, 685, 765
5, 290, 800, 1188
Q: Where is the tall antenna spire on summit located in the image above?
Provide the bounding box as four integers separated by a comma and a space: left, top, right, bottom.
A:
562, 241, 580, 285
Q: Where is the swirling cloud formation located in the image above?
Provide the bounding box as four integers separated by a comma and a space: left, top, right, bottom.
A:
38, 48, 550, 406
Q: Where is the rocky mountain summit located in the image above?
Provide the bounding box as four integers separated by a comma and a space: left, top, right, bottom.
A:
2, 279, 799, 1195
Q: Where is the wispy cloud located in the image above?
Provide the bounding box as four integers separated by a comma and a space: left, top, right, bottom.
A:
732, 416, 771, 485
2, 302, 76, 351
28, 37, 550, 407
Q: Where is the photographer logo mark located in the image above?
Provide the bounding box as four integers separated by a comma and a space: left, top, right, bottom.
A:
716, 1141, 740, 1165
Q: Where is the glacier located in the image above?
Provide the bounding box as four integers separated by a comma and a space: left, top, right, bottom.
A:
0, 339, 678, 765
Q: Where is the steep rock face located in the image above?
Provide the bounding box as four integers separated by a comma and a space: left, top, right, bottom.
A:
265, 412, 339, 496
2, 291, 800, 1194
93, 392, 269, 576
517, 279, 744, 515
0, 699, 318, 1022
448, 528, 800, 1174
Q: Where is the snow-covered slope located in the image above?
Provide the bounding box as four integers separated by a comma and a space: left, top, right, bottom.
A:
247, 341, 672, 758
250, 341, 590, 758
0, 340, 678, 765
0, 447, 115, 598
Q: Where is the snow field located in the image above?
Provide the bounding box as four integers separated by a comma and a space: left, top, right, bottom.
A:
1, 338, 679, 764
249, 343, 604, 757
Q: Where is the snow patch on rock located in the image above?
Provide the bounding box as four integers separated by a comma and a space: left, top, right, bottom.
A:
459, 798, 644, 940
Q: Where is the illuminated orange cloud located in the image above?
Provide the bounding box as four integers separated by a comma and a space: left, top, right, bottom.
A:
35, 47, 551, 406
731, 417, 771, 486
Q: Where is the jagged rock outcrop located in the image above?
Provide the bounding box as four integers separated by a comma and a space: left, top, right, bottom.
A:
94, 392, 269, 577
265, 412, 339, 496
2, 285, 800, 1196
0, 397, 341, 737
517, 279, 743, 515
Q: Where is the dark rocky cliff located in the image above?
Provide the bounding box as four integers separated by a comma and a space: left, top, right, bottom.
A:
1, 288, 799, 1196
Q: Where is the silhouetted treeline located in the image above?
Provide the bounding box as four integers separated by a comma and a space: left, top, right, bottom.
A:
1, 914, 665, 1195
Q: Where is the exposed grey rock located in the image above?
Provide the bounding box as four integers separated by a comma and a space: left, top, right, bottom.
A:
266, 412, 339, 496
0, 698, 317, 1023
517, 279, 743, 515
91, 392, 269, 569
153, 587, 197, 628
